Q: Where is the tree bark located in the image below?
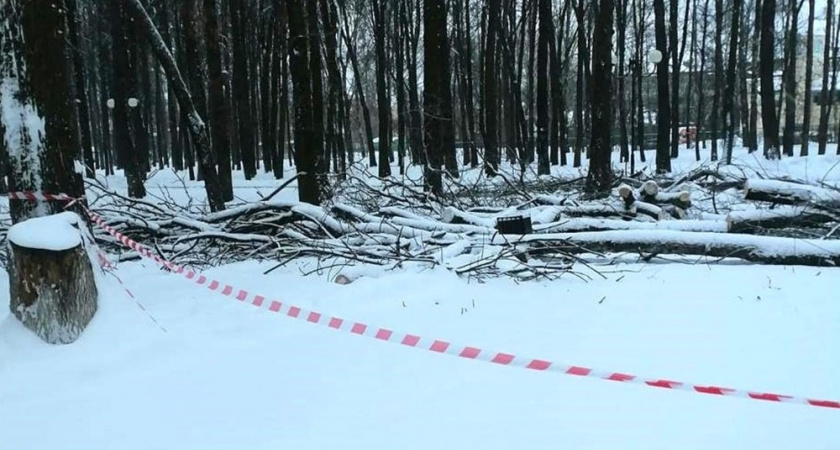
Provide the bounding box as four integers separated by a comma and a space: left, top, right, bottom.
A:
423, 0, 451, 195
818, 0, 834, 155
723, 0, 744, 163
801, 0, 815, 156
497, 231, 840, 266
230, 0, 256, 179
372, 0, 392, 178
760, 0, 781, 158
1, 0, 86, 223
286, 0, 322, 205
782, 0, 802, 158
536, 0, 551, 175
205, 0, 233, 201
653, 0, 671, 172
9, 214, 97, 344
122, 0, 226, 212
586, 0, 615, 194
483, 0, 500, 175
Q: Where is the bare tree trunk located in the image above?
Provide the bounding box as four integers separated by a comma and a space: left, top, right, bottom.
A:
1, 0, 86, 223
67, 0, 95, 180
748, 0, 761, 152
230, 0, 256, 179
711, 0, 723, 161
587, 0, 615, 194
801, 0, 815, 156
372, 0, 392, 177
669, 0, 680, 159
339, 10, 377, 168
205, 0, 233, 200
535, 0, 550, 175
483, 0, 500, 175
321, 0, 346, 177
818, 0, 834, 154
760, 0, 781, 158
286, 0, 323, 204
724, 0, 743, 163
782, 0, 802, 157
423, 0, 451, 195
112, 0, 146, 198
122, 0, 225, 211
653, 0, 671, 172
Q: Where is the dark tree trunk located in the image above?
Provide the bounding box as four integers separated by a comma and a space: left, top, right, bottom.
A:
306, 0, 325, 186
286, 0, 322, 205
748, 0, 761, 152
535, 0, 551, 175
711, 0, 723, 161
259, 4, 275, 175
760, 0, 781, 158
573, 0, 587, 169
782, 0, 802, 158
617, 0, 629, 163
321, 0, 346, 177
205, 0, 233, 200
818, 0, 834, 155
801, 0, 815, 156
123, 0, 225, 212
230, 0, 257, 179
669, 0, 680, 159
67, 0, 95, 179
483, 0, 500, 175
372, 0, 392, 178
1, 0, 86, 223
112, 0, 146, 198
653, 0, 671, 172
587, 0, 615, 195
423, 0, 451, 195
339, 17, 377, 168
724, 0, 744, 164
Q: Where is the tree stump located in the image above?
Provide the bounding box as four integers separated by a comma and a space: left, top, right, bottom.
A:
8, 212, 98, 344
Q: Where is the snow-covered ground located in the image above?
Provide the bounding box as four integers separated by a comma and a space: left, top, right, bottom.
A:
2, 147, 840, 449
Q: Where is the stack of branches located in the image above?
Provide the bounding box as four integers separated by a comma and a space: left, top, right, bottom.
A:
8, 164, 837, 280
78, 179, 588, 281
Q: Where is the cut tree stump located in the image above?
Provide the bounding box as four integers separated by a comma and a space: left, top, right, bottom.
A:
8, 212, 98, 344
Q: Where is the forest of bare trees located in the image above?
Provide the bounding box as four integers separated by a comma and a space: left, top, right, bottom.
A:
4, 0, 840, 206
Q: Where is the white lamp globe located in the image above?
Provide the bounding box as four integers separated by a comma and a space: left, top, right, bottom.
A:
127, 98, 139, 108
648, 49, 663, 64
106, 98, 115, 109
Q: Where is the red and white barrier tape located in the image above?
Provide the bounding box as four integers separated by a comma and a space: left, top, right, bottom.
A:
83, 209, 840, 410
7, 191, 74, 202
8, 191, 840, 410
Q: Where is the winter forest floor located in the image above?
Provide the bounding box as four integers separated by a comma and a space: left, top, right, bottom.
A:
1, 145, 839, 449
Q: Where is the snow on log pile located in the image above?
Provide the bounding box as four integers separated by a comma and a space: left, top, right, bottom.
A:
7, 212, 98, 344
42, 172, 840, 281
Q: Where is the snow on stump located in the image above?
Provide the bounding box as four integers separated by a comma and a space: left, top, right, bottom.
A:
7, 212, 98, 345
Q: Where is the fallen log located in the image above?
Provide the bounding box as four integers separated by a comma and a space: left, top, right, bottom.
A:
7, 212, 98, 344
535, 218, 727, 234
494, 230, 840, 266
743, 179, 840, 207
726, 207, 838, 233
440, 206, 496, 227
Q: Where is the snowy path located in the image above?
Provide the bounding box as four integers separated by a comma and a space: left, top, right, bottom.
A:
1, 259, 838, 449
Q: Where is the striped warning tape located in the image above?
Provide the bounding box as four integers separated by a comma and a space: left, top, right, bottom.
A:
6, 191, 839, 409
76, 206, 840, 410
7, 191, 75, 202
